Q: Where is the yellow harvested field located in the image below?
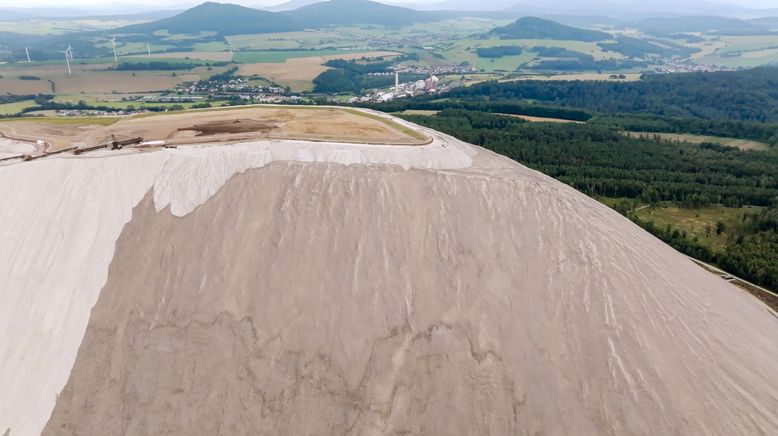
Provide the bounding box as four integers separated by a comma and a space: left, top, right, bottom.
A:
0, 63, 226, 95
0, 106, 428, 150
0, 64, 181, 94
237, 51, 400, 91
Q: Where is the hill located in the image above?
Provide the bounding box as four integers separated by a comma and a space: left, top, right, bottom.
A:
266, 0, 320, 11
492, 17, 613, 41
2, 107, 778, 435
286, 0, 435, 27
119, 2, 302, 36
117, 0, 436, 35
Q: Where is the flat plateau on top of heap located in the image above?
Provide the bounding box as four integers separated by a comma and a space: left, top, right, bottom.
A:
0, 105, 429, 152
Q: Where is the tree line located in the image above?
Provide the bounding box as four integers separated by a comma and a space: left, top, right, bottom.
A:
445, 67, 778, 123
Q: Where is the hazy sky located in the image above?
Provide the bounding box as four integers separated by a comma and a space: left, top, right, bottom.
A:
2, 0, 777, 9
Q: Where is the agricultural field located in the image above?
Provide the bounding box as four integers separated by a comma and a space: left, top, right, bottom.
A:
0, 59, 232, 95
51, 95, 228, 110
227, 31, 360, 50
0, 18, 148, 35
2, 4, 778, 103
692, 34, 778, 68
236, 50, 400, 92
0, 100, 38, 115
438, 37, 625, 73
633, 205, 760, 253
233, 49, 371, 64
625, 131, 770, 151
147, 52, 234, 62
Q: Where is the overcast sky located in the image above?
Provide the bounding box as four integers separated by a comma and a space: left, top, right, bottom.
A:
2, 0, 777, 9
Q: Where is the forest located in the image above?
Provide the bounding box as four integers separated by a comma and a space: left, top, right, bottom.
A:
445, 67, 778, 123
398, 109, 778, 291
476, 46, 523, 58
370, 70, 778, 145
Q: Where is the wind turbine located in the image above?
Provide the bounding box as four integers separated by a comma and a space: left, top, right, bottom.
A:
66, 43, 74, 61
58, 49, 72, 75
110, 37, 118, 63
147, 41, 151, 57
25, 47, 31, 63
229, 41, 233, 54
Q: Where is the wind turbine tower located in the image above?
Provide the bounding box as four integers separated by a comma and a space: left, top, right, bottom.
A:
395, 71, 400, 95
59, 49, 72, 75
25, 47, 31, 63
111, 37, 118, 63
147, 41, 151, 57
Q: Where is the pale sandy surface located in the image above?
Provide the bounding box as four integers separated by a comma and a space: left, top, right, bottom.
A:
0, 137, 36, 158
0, 106, 427, 151
44, 147, 778, 436
1, 113, 778, 435
0, 114, 470, 436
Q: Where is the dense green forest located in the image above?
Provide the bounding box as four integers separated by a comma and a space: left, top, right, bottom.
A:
398, 109, 778, 290
476, 46, 523, 58
446, 68, 778, 123
530, 47, 592, 59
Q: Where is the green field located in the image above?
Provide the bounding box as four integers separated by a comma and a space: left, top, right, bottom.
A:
51, 95, 228, 110
227, 31, 357, 50
438, 37, 622, 72
0, 18, 147, 35
696, 34, 778, 68
0, 116, 119, 126
233, 49, 368, 63
0, 100, 37, 115
633, 205, 761, 253
624, 131, 770, 151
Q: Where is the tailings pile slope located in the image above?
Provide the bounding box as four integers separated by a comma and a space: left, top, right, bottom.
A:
0, 111, 776, 436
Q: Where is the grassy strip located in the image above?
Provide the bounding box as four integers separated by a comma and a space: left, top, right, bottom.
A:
0, 117, 119, 126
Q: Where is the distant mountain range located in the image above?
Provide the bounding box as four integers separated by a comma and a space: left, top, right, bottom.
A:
264, 0, 321, 11
291, 0, 435, 26
120, 2, 302, 35
119, 0, 435, 35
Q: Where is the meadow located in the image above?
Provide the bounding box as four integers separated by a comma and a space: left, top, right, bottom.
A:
692, 34, 778, 68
